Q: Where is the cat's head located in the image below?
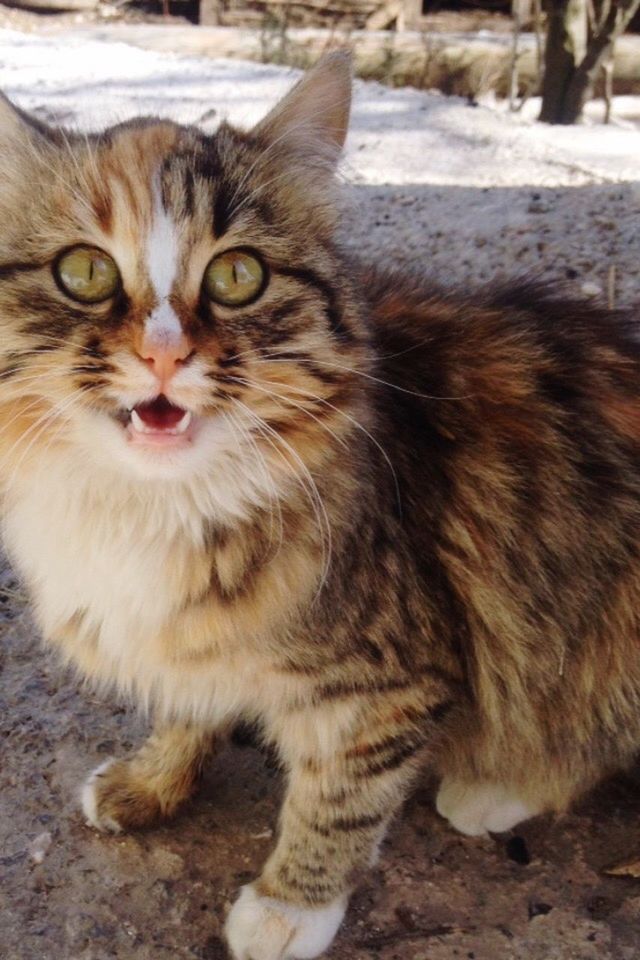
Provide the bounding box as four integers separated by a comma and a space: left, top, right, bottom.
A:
0, 53, 368, 501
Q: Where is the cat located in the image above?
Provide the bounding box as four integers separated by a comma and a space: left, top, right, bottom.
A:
0, 50, 639, 960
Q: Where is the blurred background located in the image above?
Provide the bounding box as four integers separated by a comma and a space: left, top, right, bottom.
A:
1, 0, 639, 126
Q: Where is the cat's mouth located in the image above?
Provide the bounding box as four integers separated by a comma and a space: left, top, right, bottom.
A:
118, 395, 195, 449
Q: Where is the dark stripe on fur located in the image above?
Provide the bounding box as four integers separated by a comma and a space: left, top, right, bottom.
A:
346, 730, 422, 761
356, 740, 425, 779
274, 869, 340, 902
276, 265, 353, 342
315, 665, 461, 702
71, 363, 115, 376
266, 349, 346, 386
0, 260, 44, 280
183, 168, 195, 218
309, 811, 385, 837
83, 336, 107, 361
0, 360, 23, 380
77, 378, 108, 392
212, 178, 237, 238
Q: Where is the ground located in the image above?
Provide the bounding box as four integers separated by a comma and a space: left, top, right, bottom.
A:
0, 31, 640, 960
3, 590, 640, 960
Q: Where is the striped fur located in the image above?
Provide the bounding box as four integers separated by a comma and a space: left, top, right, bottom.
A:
0, 55, 639, 959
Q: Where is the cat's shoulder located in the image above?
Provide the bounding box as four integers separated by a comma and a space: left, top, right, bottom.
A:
355, 260, 639, 363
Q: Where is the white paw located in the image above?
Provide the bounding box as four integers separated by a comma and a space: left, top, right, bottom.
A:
436, 779, 537, 837
225, 884, 347, 960
81, 759, 123, 834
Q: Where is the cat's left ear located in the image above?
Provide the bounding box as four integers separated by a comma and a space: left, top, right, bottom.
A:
252, 51, 352, 171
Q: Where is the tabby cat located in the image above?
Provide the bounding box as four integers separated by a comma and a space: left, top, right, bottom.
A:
1, 52, 639, 960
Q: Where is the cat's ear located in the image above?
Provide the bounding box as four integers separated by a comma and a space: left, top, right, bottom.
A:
252, 52, 352, 170
0, 92, 50, 145
0, 93, 27, 139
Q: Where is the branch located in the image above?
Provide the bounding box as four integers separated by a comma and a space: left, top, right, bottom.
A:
576, 0, 639, 80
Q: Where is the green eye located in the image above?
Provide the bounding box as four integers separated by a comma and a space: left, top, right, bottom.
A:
203, 249, 266, 307
54, 246, 120, 303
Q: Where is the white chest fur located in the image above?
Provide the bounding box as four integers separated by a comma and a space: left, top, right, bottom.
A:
2, 451, 284, 725
4, 455, 201, 632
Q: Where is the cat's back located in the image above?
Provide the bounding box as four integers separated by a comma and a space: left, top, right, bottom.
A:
363, 265, 640, 457
359, 266, 640, 757
362, 265, 640, 645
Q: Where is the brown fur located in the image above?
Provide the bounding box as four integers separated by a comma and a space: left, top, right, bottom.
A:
88, 724, 215, 829
0, 56, 639, 954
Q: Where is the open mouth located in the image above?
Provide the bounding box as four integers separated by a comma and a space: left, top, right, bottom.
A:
121, 395, 194, 447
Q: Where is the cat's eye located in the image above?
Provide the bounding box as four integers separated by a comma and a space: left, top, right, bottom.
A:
54, 246, 120, 304
203, 249, 266, 307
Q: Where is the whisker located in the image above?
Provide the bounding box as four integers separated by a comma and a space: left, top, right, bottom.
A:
223, 375, 350, 452
0, 368, 61, 388
222, 339, 469, 400
249, 354, 472, 402
223, 409, 285, 565
243, 373, 403, 515
224, 332, 466, 380
229, 397, 333, 602
3, 387, 88, 486
0, 394, 51, 441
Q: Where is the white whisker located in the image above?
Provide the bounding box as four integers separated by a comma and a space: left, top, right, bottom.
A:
229, 397, 333, 603
243, 373, 402, 515
249, 353, 472, 402
224, 375, 349, 452
2, 388, 87, 487
223, 409, 285, 565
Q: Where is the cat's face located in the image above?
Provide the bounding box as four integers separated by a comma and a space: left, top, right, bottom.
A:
0, 55, 366, 500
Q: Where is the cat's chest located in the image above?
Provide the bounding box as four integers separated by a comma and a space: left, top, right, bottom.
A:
3, 461, 209, 640
2, 457, 316, 725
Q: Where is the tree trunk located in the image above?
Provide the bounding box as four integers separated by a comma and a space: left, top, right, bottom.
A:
539, 0, 588, 123
559, 0, 640, 123
602, 55, 614, 122
540, 0, 640, 124
509, 0, 523, 109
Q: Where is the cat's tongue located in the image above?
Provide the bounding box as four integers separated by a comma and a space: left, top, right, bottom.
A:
130, 395, 192, 435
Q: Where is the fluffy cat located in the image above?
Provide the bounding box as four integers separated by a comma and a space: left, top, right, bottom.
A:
1, 52, 639, 960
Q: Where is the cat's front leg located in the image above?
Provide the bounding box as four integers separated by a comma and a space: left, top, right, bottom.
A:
82, 721, 215, 832
225, 696, 438, 960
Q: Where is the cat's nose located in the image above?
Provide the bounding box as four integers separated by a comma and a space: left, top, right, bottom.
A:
138, 332, 193, 384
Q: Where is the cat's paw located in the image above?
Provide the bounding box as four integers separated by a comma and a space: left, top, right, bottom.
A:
225, 884, 346, 960
81, 758, 163, 833
436, 778, 537, 837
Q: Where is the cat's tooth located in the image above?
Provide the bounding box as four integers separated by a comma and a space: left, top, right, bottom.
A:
173, 411, 192, 435
130, 409, 150, 434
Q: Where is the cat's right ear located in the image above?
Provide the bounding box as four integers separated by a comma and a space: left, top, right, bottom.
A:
0, 92, 52, 145
0, 93, 26, 141
252, 51, 352, 173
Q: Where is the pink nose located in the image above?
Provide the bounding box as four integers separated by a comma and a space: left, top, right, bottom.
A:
139, 333, 192, 384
